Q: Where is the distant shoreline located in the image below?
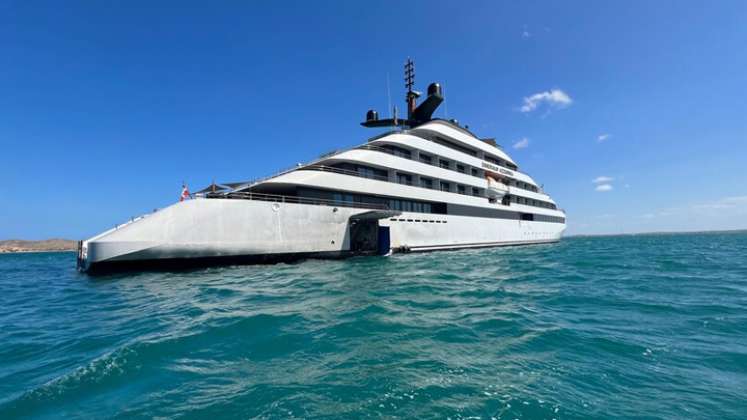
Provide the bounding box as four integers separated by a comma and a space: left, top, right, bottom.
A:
0, 249, 75, 255
2, 229, 744, 254
0, 239, 77, 254
565, 228, 746, 238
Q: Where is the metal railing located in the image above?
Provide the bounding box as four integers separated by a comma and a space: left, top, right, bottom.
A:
208, 139, 559, 213
222, 191, 390, 210
301, 164, 390, 182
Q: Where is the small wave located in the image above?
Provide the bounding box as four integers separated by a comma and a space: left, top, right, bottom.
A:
0, 345, 140, 417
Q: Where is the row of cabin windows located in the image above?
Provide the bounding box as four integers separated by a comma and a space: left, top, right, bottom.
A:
313, 189, 443, 214
396, 147, 537, 194
504, 178, 539, 193
483, 155, 518, 171
292, 188, 560, 219
382, 144, 411, 159
509, 194, 557, 210
389, 200, 433, 213
333, 163, 388, 180
416, 131, 519, 171
403, 175, 482, 197
431, 135, 478, 157
330, 163, 553, 210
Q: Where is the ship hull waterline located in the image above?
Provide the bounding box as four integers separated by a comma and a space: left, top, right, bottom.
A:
78, 198, 565, 274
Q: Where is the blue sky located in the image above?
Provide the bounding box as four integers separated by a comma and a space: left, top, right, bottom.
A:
1, 1, 746, 239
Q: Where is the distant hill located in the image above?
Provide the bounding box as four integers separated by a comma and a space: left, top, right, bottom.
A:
0, 239, 76, 253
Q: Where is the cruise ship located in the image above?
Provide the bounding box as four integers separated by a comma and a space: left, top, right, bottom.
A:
77, 60, 566, 273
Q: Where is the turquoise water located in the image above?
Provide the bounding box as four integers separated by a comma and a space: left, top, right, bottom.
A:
1, 232, 746, 419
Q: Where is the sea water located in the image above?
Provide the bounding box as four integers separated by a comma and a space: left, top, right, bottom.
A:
0, 232, 746, 419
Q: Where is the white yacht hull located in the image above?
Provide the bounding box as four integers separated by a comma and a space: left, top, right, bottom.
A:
79, 198, 564, 273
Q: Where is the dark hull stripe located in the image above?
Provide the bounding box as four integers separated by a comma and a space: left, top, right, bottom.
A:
82, 239, 560, 275
405, 238, 559, 251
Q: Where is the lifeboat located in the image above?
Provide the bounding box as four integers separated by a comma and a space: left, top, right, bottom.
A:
486, 175, 509, 200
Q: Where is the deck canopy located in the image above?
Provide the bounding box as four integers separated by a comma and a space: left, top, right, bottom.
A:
349, 210, 402, 221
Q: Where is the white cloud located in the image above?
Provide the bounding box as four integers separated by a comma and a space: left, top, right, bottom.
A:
522, 25, 531, 39
519, 89, 573, 113
512, 137, 530, 149
595, 184, 613, 192
592, 176, 614, 184
597, 133, 611, 142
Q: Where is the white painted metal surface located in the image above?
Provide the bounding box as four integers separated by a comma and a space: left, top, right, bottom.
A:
80, 118, 566, 271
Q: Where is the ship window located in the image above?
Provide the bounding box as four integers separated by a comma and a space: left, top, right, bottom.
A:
456, 164, 465, 173
439, 159, 450, 169
440, 181, 450, 192
485, 155, 501, 166
457, 185, 466, 195
471, 168, 479, 177
384, 145, 412, 159
419, 153, 432, 165
357, 166, 373, 178
521, 213, 534, 221
472, 187, 480, 196
333, 193, 354, 203
396, 173, 412, 185
356, 165, 387, 180
431, 135, 478, 156
390, 198, 436, 214
420, 177, 433, 189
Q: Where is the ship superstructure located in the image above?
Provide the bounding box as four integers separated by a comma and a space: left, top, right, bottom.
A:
78, 60, 565, 273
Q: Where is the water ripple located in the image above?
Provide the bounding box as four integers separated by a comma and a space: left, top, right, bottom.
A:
1, 232, 746, 419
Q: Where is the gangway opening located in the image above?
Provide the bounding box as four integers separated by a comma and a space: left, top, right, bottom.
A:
349, 210, 400, 255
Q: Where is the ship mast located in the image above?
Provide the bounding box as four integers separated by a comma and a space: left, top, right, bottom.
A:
404, 58, 420, 121
362, 59, 444, 129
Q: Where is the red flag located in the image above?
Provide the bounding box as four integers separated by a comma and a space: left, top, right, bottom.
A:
180, 184, 190, 202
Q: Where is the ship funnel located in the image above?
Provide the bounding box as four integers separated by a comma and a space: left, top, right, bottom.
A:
360, 60, 445, 129
410, 81, 444, 123
427, 82, 442, 98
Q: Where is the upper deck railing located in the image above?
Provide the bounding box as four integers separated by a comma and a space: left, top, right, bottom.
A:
203, 133, 561, 212
205, 191, 390, 211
